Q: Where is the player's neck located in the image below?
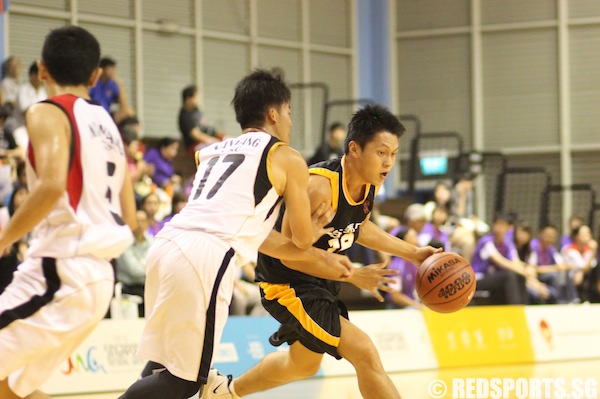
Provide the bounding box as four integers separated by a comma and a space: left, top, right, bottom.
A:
342, 157, 368, 201
46, 83, 91, 100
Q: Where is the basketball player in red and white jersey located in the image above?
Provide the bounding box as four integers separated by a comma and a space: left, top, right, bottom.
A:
119, 70, 370, 399
0, 26, 136, 399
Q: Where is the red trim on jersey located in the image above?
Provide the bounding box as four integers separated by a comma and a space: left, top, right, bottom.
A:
42, 94, 84, 211
27, 143, 35, 170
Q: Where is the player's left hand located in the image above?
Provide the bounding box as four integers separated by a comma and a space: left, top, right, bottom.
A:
348, 263, 399, 302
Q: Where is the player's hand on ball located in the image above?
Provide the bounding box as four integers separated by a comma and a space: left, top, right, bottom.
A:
412, 245, 443, 267
348, 263, 399, 302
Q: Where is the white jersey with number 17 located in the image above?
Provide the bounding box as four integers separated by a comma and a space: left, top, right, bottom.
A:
163, 131, 284, 265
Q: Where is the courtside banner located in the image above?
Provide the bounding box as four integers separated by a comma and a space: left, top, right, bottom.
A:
321, 309, 438, 376
42, 319, 146, 395
422, 306, 534, 368
525, 304, 600, 362
212, 315, 283, 377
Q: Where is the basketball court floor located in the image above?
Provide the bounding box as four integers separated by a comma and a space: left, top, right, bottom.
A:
57, 358, 600, 399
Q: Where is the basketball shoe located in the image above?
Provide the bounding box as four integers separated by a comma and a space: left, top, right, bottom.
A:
201, 369, 239, 399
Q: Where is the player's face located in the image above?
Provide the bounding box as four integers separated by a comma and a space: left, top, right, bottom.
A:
274, 103, 292, 143
355, 131, 399, 185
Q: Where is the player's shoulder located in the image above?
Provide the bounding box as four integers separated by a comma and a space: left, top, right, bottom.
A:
270, 144, 306, 168
26, 101, 69, 128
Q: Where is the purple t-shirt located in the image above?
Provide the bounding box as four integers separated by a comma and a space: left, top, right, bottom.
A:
387, 256, 418, 300
529, 238, 561, 266
143, 147, 174, 187
471, 234, 518, 276
420, 222, 449, 248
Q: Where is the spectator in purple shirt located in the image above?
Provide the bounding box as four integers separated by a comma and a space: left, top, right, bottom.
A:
143, 137, 181, 190
471, 213, 528, 304
529, 224, 571, 302
420, 205, 450, 250
386, 226, 424, 309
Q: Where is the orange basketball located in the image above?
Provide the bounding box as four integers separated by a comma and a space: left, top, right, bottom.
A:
416, 252, 476, 313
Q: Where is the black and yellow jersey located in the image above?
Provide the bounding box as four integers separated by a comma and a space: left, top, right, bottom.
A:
255, 156, 377, 290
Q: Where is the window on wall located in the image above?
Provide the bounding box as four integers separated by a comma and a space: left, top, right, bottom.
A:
7, 0, 355, 154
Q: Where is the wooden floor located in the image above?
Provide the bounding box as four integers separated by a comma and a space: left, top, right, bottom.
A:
56, 358, 600, 399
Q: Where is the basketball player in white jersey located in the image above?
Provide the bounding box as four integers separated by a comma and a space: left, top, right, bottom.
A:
119, 70, 359, 399
0, 26, 136, 399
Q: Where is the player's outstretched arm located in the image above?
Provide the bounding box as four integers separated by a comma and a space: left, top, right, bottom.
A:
259, 230, 352, 280
356, 219, 441, 266
0, 103, 70, 252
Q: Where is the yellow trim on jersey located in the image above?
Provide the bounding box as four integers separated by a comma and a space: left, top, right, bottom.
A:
260, 282, 341, 347
266, 141, 287, 195
194, 150, 201, 168
341, 156, 371, 205
308, 167, 339, 213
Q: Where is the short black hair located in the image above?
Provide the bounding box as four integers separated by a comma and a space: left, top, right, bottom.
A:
493, 212, 515, 225
158, 137, 179, 149
42, 25, 100, 86
231, 69, 291, 130
344, 105, 405, 153
119, 125, 139, 146
118, 115, 140, 131
328, 122, 345, 133
182, 85, 197, 102
28, 61, 39, 76
99, 57, 116, 69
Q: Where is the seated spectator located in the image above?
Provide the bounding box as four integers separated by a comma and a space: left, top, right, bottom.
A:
307, 122, 345, 166
471, 213, 528, 305
0, 185, 29, 293
420, 205, 451, 250
178, 84, 225, 154
120, 124, 154, 191
15, 61, 47, 128
561, 215, 584, 248
386, 226, 424, 309
513, 220, 556, 304
403, 203, 431, 247
561, 224, 597, 302
116, 209, 154, 317
89, 57, 133, 123
143, 137, 182, 191
529, 224, 571, 303
1, 56, 21, 131
423, 181, 452, 221
158, 190, 188, 230
141, 192, 163, 237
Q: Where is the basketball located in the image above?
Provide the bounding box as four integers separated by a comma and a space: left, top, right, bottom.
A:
416, 252, 476, 313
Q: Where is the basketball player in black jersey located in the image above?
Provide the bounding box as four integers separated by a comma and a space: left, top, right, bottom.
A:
204, 105, 441, 399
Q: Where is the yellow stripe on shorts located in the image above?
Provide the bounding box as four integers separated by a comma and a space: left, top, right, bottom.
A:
260, 282, 340, 347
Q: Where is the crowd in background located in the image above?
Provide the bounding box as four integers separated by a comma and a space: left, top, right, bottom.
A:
1, 53, 598, 317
